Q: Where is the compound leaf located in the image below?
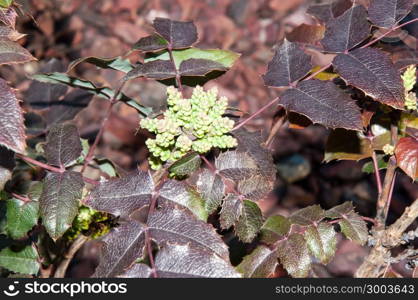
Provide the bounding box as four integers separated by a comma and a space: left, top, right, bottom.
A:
234, 200, 263, 243
44, 123, 82, 168
0, 78, 26, 153
289, 205, 325, 226
280, 80, 363, 131
6, 198, 39, 239
153, 243, 240, 278
86, 171, 154, 218
395, 137, 418, 180
92, 220, 145, 277
276, 233, 311, 278
333, 48, 405, 109
0, 38, 36, 65
260, 215, 291, 244
0, 246, 39, 275
215, 151, 258, 181
196, 169, 225, 214
236, 245, 278, 278
304, 223, 337, 264
39, 171, 84, 240
321, 5, 370, 53
153, 18, 198, 49
368, 0, 414, 28
263, 39, 312, 87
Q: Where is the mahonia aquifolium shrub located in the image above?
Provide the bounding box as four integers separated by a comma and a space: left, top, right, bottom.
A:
140, 86, 237, 169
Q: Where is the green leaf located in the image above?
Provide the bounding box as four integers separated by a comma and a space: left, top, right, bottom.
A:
68, 56, 134, 73
0, 1, 12, 8
235, 200, 263, 243
289, 204, 325, 226
325, 201, 354, 218
31, 72, 152, 117
362, 155, 387, 174
95, 157, 117, 177
6, 199, 39, 239
236, 245, 278, 278
145, 48, 240, 69
260, 215, 291, 244
0, 246, 39, 275
168, 152, 201, 177
339, 212, 368, 245
276, 233, 311, 278
304, 223, 337, 264
39, 171, 84, 240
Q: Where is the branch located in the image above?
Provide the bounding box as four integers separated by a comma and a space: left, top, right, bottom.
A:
371, 151, 383, 196
355, 198, 418, 278
54, 235, 89, 278
376, 157, 397, 223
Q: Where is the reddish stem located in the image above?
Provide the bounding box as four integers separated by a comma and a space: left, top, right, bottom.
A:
17, 154, 64, 173
371, 151, 383, 196
11, 193, 31, 203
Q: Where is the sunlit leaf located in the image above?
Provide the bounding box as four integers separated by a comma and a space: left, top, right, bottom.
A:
304, 223, 337, 264
153, 18, 198, 49
368, 0, 414, 28
6, 198, 38, 239
237, 175, 273, 201
0, 38, 36, 64
196, 169, 224, 214
68, 56, 134, 73
289, 205, 325, 226
395, 137, 418, 180
168, 152, 201, 177
339, 211, 368, 245
0, 246, 39, 275
215, 151, 258, 181
133, 34, 168, 52
276, 233, 311, 278
236, 245, 278, 278
234, 200, 263, 243
260, 215, 291, 244
219, 194, 241, 230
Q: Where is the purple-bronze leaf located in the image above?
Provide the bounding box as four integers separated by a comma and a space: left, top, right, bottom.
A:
215, 151, 258, 181
0, 6, 16, 27
333, 48, 405, 109
280, 80, 363, 131
395, 137, 418, 180
86, 170, 154, 218
276, 233, 311, 278
39, 171, 84, 240
124, 60, 176, 80
148, 205, 229, 260
237, 175, 274, 201
234, 200, 263, 243
133, 34, 168, 52
196, 169, 225, 214
179, 58, 227, 76
236, 245, 278, 278
321, 5, 370, 53
304, 223, 337, 264
44, 123, 82, 168
153, 18, 198, 49
0, 38, 36, 65
117, 263, 151, 278
307, 0, 353, 23
289, 204, 325, 226
0, 78, 26, 153
368, 0, 414, 28
92, 220, 146, 277
219, 194, 242, 230
262, 39, 312, 87
153, 243, 240, 278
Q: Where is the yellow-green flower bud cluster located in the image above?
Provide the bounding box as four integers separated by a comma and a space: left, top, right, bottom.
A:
383, 143, 395, 156
141, 86, 237, 169
402, 65, 417, 111
66, 206, 110, 240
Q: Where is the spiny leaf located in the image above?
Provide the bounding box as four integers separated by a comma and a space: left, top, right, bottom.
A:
92, 220, 145, 277
215, 151, 258, 181
333, 48, 405, 109
0, 26, 25, 41
237, 175, 274, 201
289, 204, 325, 226
395, 137, 418, 180
152, 243, 240, 278
306, 0, 353, 23
321, 5, 370, 53
153, 18, 198, 49
260, 215, 291, 244
339, 211, 368, 245
368, 0, 414, 28
44, 123, 82, 168
31, 72, 152, 117
233, 129, 276, 179
0, 38, 36, 64
234, 200, 263, 243
304, 223, 337, 264
276, 233, 311, 278
39, 171, 84, 240
0, 78, 26, 153
325, 201, 354, 218
45, 90, 94, 126
280, 80, 363, 131
6, 198, 39, 239
179, 58, 228, 76
0, 6, 16, 27
236, 245, 278, 278
133, 34, 168, 52
196, 169, 225, 214
0, 246, 39, 275
124, 60, 176, 80
148, 206, 229, 260
263, 39, 312, 87
158, 181, 208, 221
68, 56, 134, 73
25, 59, 68, 110
219, 194, 241, 230
168, 152, 201, 177
324, 129, 373, 162
0, 146, 14, 190
86, 170, 154, 218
